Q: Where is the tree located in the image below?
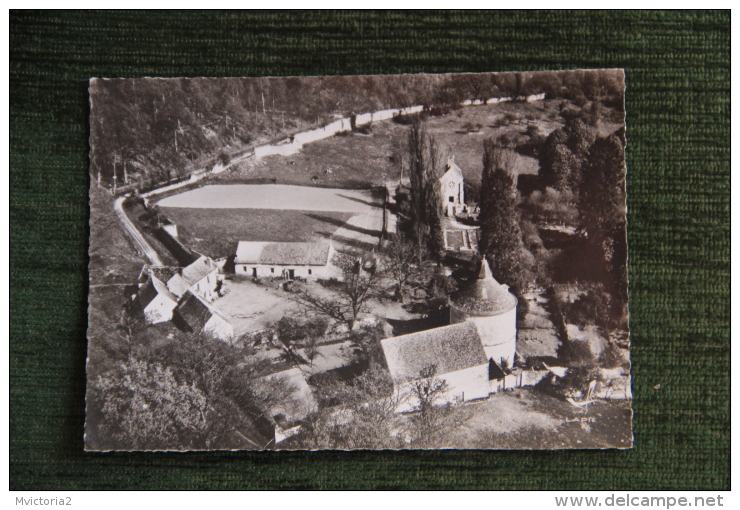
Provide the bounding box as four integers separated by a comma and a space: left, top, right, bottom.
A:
291, 363, 405, 450
478, 138, 533, 292
579, 134, 628, 327
93, 358, 210, 450
380, 232, 420, 302
293, 250, 382, 330
90, 330, 300, 450
409, 365, 453, 448
539, 119, 597, 193
407, 118, 445, 258
522, 187, 579, 227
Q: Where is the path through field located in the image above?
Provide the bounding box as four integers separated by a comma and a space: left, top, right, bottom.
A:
114, 196, 164, 266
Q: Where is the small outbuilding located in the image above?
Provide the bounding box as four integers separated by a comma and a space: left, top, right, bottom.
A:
439, 155, 466, 216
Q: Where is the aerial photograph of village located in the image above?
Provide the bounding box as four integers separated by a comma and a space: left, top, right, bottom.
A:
86, 70, 631, 451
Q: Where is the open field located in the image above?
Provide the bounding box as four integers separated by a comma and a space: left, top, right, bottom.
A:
157, 184, 383, 213
435, 388, 632, 449
160, 207, 354, 259
156, 184, 386, 257
219, 100, 597, 188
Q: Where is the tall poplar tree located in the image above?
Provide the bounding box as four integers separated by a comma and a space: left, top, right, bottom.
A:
479, 138, 532, 292
407, 118, 445, 259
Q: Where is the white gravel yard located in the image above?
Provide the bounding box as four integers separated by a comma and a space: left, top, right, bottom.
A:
157, 184, 382, 213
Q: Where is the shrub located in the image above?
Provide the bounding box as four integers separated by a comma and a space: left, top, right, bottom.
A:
218, 150, 230, 166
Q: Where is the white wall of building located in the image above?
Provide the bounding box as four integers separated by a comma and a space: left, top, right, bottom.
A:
190, 270, 219, 302
394, 363, 489, 413
450, 306, 517, 366
234, 263, 339, 280
204, 314, 233, 342
143, 295, 177, 324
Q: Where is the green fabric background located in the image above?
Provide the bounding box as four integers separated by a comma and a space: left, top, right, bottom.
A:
10, 10, 729, 490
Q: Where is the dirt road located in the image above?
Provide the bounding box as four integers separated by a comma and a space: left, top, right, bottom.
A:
113, 196, 164, 266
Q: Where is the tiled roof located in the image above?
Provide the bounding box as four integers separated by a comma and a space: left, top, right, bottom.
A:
260, 367, 317, 424
235, 241, 332, 266
381, 322, 488, 385
150, 266, 181, 283
150, 275, 177, 302
166, 274, 190, 299
181, 255, 217, 286
137, 276, 177, 309
174, 291, 227, 333
450, 258, 517, 316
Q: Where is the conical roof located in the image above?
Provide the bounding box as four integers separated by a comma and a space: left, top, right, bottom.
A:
450, 258, 517, 316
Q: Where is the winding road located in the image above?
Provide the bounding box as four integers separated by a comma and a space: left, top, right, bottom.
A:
114, 196, 164, 266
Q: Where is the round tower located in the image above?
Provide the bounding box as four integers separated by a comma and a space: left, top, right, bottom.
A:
449, 258, 518, 367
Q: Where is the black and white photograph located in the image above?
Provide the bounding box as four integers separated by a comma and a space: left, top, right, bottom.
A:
86, 70, 631, 451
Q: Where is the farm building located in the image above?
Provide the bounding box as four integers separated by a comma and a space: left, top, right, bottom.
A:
133, 275, 178, 324
139, 255, 220, 303
234, 241, 337, 280
173, 290, 233, 341
381, 321, 490, 412
379, 257, 520, 411
449, 258, 518, 368
439, 155, 466, 217
258, 366, 318, 443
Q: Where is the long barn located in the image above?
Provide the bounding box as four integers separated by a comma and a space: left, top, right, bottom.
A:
234, 241, 337, 280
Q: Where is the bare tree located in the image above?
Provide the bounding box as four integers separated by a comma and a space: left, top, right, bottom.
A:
380, 232, 420, 302
293, 250, 382, 330
289, 363, 406, 450
409, 365, 453, 448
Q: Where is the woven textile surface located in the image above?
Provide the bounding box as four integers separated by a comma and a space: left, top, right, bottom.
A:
10, 11, 729, 490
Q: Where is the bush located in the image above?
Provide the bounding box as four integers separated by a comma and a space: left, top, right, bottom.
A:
218, 150, 231, 166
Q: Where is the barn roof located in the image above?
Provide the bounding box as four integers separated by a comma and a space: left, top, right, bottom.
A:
136, 275, 177, 309
149, 266, 181, 284
235, 241, 332, 266
181, 255, 217, 286
450, 258, 517, 316
381, 321, 488, 385
166, 274, 190, 299
260, 367, 317, 425
174, 291, 228, 333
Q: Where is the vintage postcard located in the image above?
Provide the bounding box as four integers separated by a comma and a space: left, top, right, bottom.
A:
86, 71, 630, 450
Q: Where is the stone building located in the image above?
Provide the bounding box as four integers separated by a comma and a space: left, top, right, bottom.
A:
234, 241, 337, 280
449, 258, 518, 368
380, 258, 518, 410
439, 155, 465, 216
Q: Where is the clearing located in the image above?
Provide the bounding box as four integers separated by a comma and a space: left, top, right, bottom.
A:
435, 388, 632, 449
222, 100, 584, 188
157, 207, 354, 259
156, 184, 382, 213
156, 185, 386, 258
